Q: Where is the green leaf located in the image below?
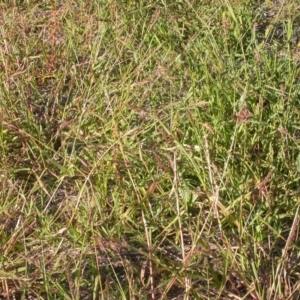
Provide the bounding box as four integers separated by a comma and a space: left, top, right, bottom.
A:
296, 154, 300, 173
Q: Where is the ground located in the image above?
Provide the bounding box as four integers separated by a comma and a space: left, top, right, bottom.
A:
1, 0, 300, 299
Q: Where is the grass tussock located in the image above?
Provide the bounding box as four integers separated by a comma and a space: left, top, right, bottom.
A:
1, 0, 300, 299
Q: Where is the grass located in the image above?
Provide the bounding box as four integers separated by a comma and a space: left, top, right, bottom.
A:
1, 0, 300, 299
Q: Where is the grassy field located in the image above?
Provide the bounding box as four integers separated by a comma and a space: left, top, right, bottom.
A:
1, 0, 300, 299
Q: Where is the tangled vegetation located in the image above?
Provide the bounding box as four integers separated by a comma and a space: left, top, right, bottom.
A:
1, 0, 300, 299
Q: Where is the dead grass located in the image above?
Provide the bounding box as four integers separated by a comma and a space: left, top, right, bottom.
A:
1, 1, 300, 299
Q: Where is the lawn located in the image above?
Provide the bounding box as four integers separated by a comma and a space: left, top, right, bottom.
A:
1, 0, 300, 299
